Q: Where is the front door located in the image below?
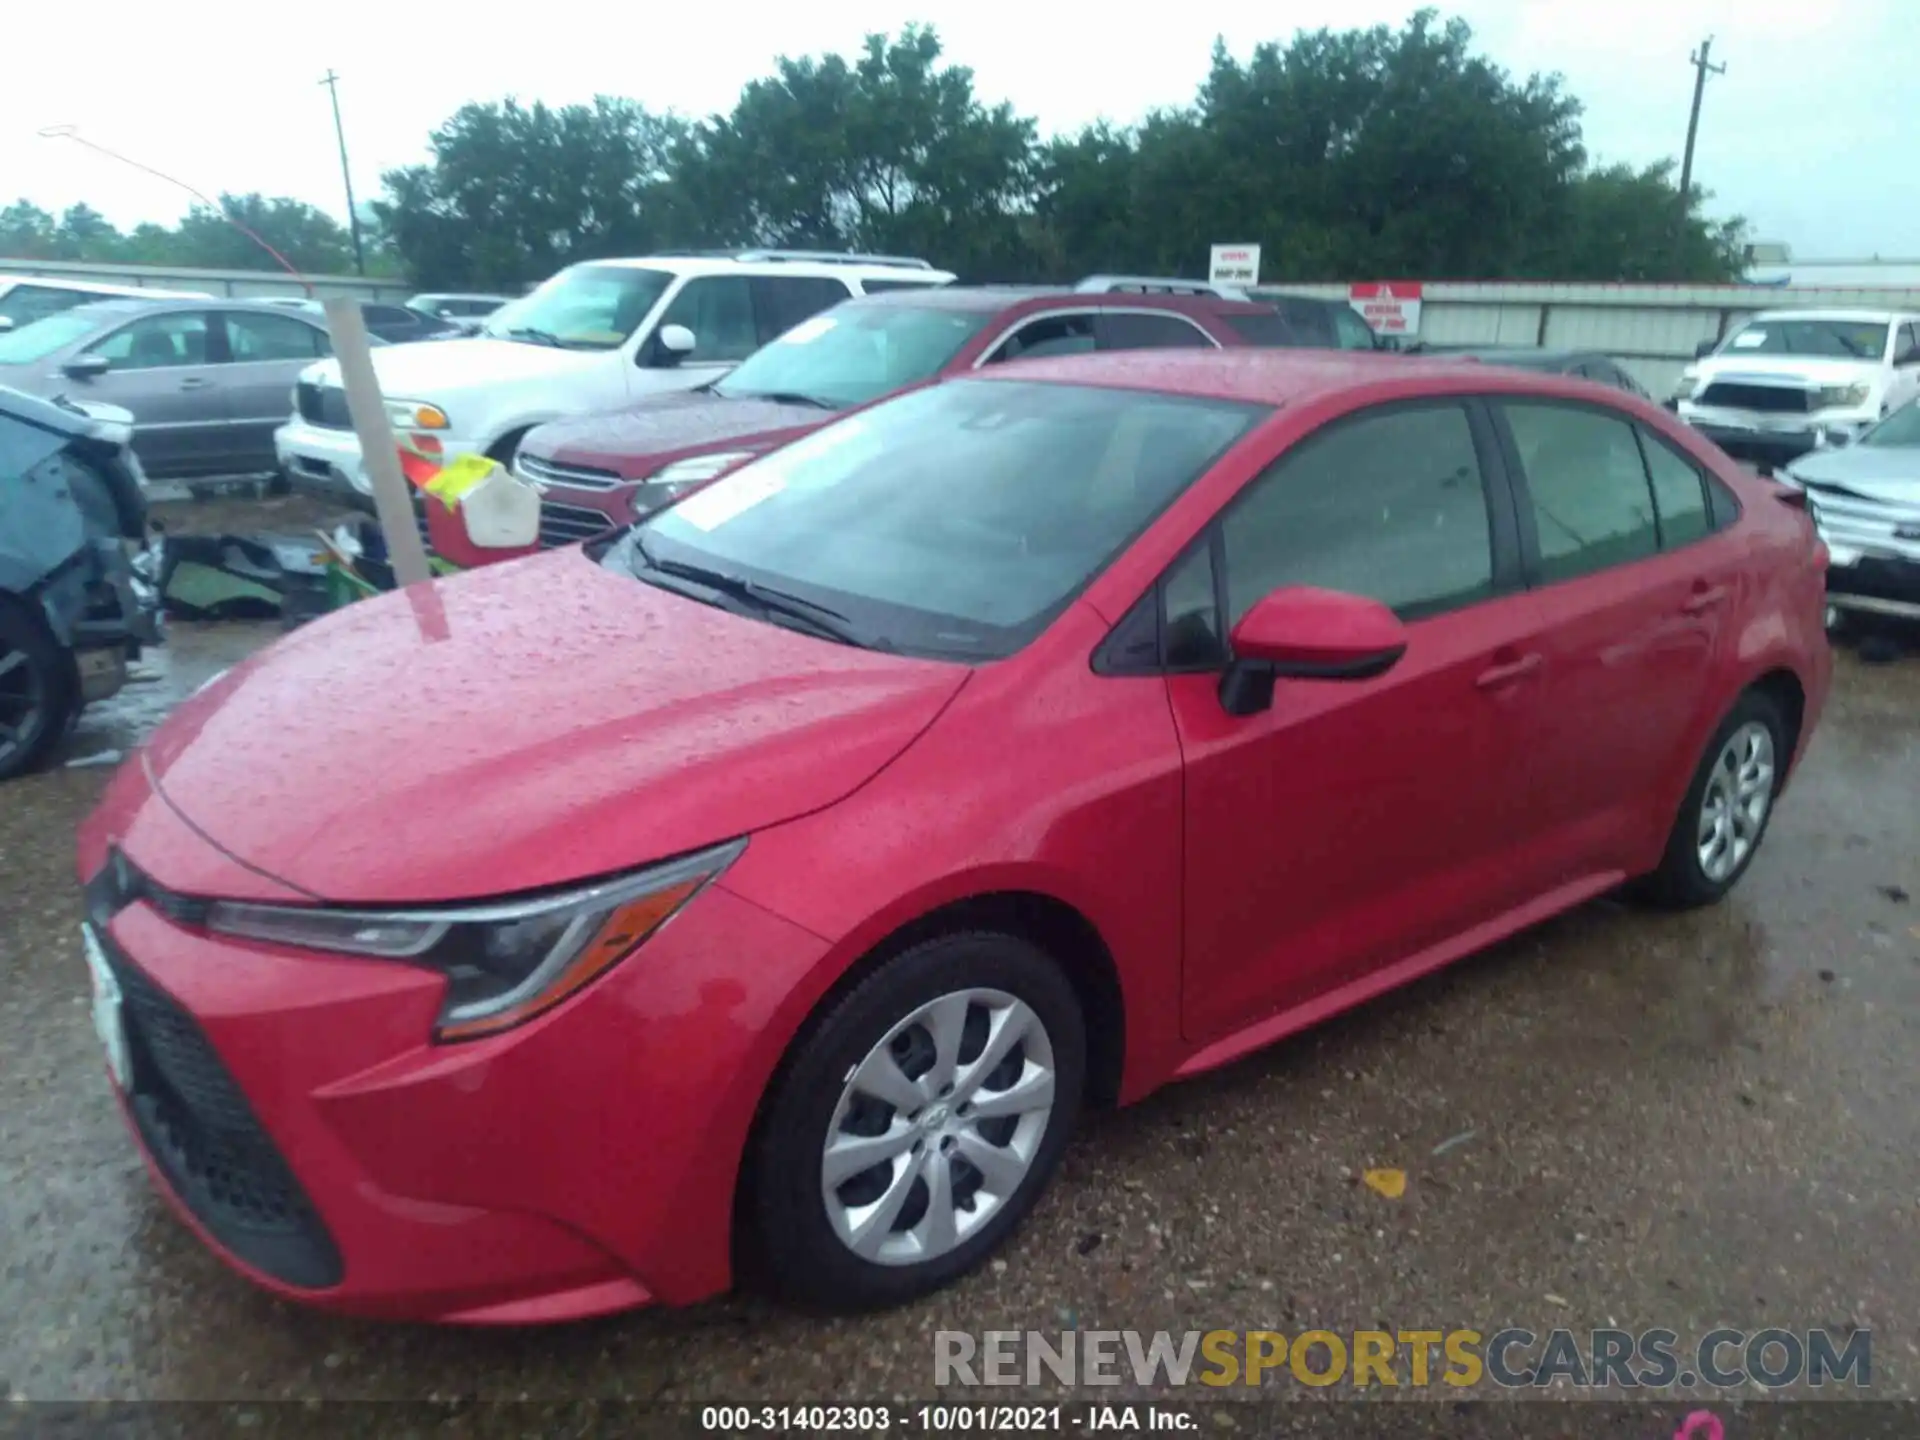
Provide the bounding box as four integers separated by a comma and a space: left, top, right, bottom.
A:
73, 309, 229, 479
1169, 399, 1551, 1042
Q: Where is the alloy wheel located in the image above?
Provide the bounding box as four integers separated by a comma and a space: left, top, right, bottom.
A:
1696, 720, 1775, 883
0, 642, 45, 771
821, 988, 1057, 1267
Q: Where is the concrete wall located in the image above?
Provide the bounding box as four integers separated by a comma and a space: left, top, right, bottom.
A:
0, 256, 411, 303
1255, 281, 1920, 398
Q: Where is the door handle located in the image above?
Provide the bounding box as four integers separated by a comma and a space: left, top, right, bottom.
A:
1475, 651, 1542, 689
178, 377, 212, 390
1682, 582, 1729, 614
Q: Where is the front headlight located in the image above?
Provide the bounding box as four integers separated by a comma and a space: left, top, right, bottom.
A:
202, 839, 744, 1041
1814, 383, 1870, 411
385, 398, 450, 431
633, 451, 760, 515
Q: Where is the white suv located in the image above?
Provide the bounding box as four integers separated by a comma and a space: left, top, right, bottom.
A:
274, 250, 954, 503
1675, 308, 1920, 471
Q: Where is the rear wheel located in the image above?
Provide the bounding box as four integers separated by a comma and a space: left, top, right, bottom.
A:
0, 599, 76, 781
1637, 690, 1786, 909
749, 931, 1085, 1311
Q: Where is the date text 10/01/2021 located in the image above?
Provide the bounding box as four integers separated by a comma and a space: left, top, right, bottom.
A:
699, 1405, 1189, 1432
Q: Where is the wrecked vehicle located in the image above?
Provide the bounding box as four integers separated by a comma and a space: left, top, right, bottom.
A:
1781, 398, 1920, 634
0, 385, 162, 779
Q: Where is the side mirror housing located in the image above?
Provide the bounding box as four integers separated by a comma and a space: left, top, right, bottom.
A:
650, 324, 696, 368
1694, 339, 1718, 360
1218, 586, 1409, 716
61, 353, 111, 380
0, 316, 13, 334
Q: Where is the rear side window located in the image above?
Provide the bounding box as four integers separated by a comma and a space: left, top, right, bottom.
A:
1220, 402, 1496, 623
751, 276, 852, 344
1220, 310, 1299, 347
224, 311, 330, 361
1503, 402, 1658, 583
1094, 312, 1214, 351
365, 305, 417, 327
1274, 299, 1337, 347
1637, 430, 1713, 548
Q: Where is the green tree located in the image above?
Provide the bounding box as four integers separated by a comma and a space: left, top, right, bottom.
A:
52, 203, 123, 261
0, 202, 59, 259
169, 193, 353, 274
375, 97, 689, 289
1531, 161, 1748, 281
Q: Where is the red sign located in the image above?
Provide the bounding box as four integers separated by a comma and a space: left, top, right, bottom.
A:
1348, 281, 1424, 335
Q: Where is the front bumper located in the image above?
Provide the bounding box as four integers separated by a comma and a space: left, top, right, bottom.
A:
1678, 405, 1878, 471
1808, 487, 1920, 621
275, 419, 483, 511
75, 768, 832, 1322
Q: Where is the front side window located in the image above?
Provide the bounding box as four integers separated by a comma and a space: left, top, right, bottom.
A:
89, 312, 211, 371
1219, 402, 1495, 625
1860, 398, 1920, 447
985, 314, 1096, 364
1503, 401, 1658, 583
657, 276, 759, 363
714, 304, 993, 409
1717, 318, 1891, 362
483, 264, 674, 351
225, 311, 329, 362
629, 379, 1265, 659
1331, 306, 1380, 351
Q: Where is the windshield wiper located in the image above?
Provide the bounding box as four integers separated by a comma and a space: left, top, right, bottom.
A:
715, 388, 838, 410
630, 537, 876, 648
501, 326, 565, 348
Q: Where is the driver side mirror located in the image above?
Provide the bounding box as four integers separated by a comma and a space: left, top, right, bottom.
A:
1694, 339, 1718, 360
650, 323, 696, 368
0, 316, 13, 334
61, 353, 111, 381
1218, 586, 1409, 717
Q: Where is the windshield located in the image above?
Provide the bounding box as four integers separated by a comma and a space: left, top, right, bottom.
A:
1718, 318, 1891, 361
713, 305, 993, 409
626, 379, 1265, 659
0, 310, 99, 365
482, 265, 673, 350
1861, 399, 1920, 448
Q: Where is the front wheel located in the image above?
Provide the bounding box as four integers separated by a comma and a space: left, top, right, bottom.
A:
1637, 690, 1787, 909
749, 932, 1085, 1311
0, 600, 76, 781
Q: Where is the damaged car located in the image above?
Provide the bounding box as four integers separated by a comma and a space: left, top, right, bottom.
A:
1, 385, 162, 779
1780, 399, 1920, 634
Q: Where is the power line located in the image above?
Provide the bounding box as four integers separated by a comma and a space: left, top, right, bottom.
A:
320, 70, 367, 276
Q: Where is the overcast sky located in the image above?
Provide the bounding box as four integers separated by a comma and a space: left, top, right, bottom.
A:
2, 0, 1913, 267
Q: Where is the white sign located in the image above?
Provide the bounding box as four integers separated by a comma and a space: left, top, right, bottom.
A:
1209, 244, 1262, 287
1349, 281, 1424, 337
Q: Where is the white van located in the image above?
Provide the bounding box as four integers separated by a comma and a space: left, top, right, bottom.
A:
0, 275, 211, 331
274, 250, 954, 502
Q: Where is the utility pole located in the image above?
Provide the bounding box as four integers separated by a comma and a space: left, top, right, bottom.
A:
1676, 37, 1726, 226
320, 70, 366, 276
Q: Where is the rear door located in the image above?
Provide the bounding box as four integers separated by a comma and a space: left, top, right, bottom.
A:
215, 309, 332, 472
1165, 399, 1548, 1038
1490, 398, 1737, 882
75, 309, 229, 479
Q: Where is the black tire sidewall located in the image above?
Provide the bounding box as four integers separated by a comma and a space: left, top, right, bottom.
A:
0, 599, 75, 781
752, 932, 1086, 1311
1656, 690, 1788, 905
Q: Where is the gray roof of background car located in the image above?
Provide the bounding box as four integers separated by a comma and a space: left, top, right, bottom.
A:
40, 295, 343, 326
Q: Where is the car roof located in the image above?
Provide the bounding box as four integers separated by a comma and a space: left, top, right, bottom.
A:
1441, 347, 1602, 368
840, 286, 1275, 319
972, 347, 1641, 408
576, 254, 960, 284
1747, 308, 1918, 324
0, 275, 208, 300
37, 296, 344, 325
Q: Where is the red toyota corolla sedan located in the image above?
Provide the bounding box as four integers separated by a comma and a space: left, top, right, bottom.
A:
77, 350, 1831, 1323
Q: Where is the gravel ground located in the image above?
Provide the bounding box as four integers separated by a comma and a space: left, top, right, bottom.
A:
2, 499, 1916, 1435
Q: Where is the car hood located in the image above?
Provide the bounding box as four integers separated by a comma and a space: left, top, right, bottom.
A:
1788, 445, 1920, 501
302, 336, 607, 396
1695, 354, 1882, 388
142, 547, 968, 903
524, 391, 832, 479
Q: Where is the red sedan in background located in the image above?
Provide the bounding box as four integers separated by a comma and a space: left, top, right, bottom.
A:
510, 284, 1356, 546
78, 350, 1829, 1322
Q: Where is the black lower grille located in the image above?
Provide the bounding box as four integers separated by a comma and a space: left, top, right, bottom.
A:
103, 939, 343, 1289
1698, 382, 1809, 414
295, 381, 353, 429
539, 499, 618, 548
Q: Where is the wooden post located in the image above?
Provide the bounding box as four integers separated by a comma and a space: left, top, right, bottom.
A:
323, 297, 431, 587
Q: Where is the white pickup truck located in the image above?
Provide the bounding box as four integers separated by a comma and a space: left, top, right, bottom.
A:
1675, 308, 1920, 472
274, 250, 953, 521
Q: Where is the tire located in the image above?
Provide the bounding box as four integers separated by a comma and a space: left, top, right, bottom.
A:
0, 599, 77, 782
1636, 689, 1787, 910
749, 931, 1086, 1311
